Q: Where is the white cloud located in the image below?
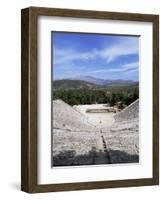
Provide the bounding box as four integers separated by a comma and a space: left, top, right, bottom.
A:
87, 61, 139, 75
54, 48, 97, 65
122, 62, 139, 72
54, 37, 139, 66
99, 38, 139, 63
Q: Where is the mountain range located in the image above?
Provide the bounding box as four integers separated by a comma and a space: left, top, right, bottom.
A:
53, 76, 138, 90
69, 75, 137, 85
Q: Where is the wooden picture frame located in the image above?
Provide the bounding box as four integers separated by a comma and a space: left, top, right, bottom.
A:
21, 7, 159, 193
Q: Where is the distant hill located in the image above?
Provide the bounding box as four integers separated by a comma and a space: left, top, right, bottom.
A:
53, 79, 97, 90
53, 78, 139, 90
67, 75, 137, 86
68, 76, 108, 85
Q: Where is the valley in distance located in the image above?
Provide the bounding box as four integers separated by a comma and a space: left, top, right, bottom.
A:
53, 75, 139, 108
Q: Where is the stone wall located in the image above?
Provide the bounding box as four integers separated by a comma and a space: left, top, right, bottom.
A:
53, 99, 93, 130
114, 99, 139, 122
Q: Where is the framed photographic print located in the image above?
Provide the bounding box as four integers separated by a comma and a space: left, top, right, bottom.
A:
21, 7, 159, 193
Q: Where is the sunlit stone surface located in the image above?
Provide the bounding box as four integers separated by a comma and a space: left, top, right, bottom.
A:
52, 99, 139, 166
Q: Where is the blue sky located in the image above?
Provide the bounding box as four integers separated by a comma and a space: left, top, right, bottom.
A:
52, 32, 139, 81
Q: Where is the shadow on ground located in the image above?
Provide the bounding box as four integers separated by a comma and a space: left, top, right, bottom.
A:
53, 147, 139, 167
